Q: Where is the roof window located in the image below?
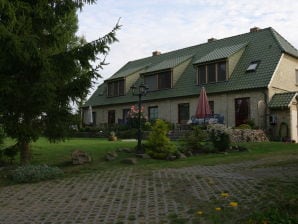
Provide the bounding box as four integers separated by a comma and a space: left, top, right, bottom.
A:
246, 61, 260, 72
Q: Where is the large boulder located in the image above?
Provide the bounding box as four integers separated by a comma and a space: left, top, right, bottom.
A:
71, 150, 92, 165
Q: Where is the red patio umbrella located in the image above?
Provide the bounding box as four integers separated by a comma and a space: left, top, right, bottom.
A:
195, 87, 212, 119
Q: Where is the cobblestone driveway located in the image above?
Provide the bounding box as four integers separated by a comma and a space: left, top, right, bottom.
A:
0, 158, 297, 224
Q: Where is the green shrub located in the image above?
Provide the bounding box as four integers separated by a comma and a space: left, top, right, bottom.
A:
182, 126, 209, 154
3, 144, 19, 163
0, 125, 5, 147
9, 164, 64, 183
207, 124, 231, 152
145, 119, 177, 160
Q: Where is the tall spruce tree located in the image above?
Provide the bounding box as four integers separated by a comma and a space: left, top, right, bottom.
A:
0, 0, 120, 164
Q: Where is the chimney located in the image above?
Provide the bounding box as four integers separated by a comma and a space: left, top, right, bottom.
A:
208, 37, 217, 43
250, 27, 261, 33
152, 51, 161, 56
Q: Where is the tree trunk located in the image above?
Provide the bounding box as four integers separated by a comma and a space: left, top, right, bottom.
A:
19, 141, 31, 165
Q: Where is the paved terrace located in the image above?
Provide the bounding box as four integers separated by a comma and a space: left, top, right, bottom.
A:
0, 157, 297, 224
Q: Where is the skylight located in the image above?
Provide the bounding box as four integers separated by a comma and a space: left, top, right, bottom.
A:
246, 61, 260, 72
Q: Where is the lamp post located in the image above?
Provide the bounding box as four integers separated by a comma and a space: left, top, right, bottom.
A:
130, 83, 149, 155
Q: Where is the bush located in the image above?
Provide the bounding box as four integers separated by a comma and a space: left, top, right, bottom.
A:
182, 126, 209, 154
145, 119, 177, 159
9, 164, 64, 183
0, 125, 5, 147
207, 124, 231, 152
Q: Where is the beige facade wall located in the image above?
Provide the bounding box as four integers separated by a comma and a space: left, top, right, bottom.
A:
268, 53, 298, 99
125, 71, 142, 94
91, 90, 266, 128
173, 59, 192, 86
290, 102, 298, 142
228, 47, 245, 78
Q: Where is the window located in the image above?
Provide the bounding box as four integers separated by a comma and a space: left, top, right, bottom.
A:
148, 106, 158, 121
107, 79, 125, 97
235, 98, 250, 126
208, 101, 214, 115
158, 71, 171, 89
144, 70, 172, 91
217, 62, 227, 81
296, 69, 298, 85
108, 110, 115, 124
144, 75, 157, 91
207, 63, 216, 83
122, 108, 130, 124
197, 61, 227, 85
246, 61, 260, 72
178, 103, 189, 124
198, 65, 207, 85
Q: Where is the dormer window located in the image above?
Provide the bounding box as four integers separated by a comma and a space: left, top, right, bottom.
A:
197, 61, 227, 85
107, 79, 125, 97
246, 61, 260, 72
144, 70, 172, 91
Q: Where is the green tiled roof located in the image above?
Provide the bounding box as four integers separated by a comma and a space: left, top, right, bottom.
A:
143, 55, 193, 73
193, 43, 247, 64
85, 27, 298, 107
268, 92, 297, 109
107, 63, 149, 80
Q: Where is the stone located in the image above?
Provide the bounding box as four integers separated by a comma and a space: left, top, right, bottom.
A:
105, 151, 118, 161
121, 158, 137, 164
72, 150, 92, 165
166, 155, 177, 161
176, 152, 187, 159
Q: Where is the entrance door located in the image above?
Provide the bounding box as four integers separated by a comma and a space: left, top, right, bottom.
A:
108, 110, 115, 124
235, 98, 250, 126
178, 103, 189, 124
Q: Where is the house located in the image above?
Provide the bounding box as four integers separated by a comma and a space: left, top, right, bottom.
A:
83, 27, 298, 142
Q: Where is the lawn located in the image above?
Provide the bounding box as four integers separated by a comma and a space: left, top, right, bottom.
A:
2, 137, 298, 175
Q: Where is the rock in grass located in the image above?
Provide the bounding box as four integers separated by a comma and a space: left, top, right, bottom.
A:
121, 158, 137, 165
105, 151, 118, 161
72, 150, 92, 165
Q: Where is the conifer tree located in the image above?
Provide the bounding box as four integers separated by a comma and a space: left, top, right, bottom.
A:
0, 0, 120, 164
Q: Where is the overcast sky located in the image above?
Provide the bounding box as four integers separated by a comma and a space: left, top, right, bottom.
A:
77, 0, 298, 94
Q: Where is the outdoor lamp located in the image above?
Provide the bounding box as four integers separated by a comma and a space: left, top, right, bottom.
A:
130, 83, 149, 155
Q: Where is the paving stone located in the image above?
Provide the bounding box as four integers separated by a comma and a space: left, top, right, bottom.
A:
0, 159, 297, 224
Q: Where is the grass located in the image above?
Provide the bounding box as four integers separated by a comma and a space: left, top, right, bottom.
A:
1, 138, 298, 173
1, 138, 297, 186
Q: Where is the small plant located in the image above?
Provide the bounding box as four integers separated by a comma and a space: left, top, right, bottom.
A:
108, 131, 117, 141
207, 124, 231, 152
9, 164, 64, 183
145, 119, 177, 159
182, 126, 209, 154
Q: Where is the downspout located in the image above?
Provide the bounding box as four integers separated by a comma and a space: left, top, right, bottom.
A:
262, 90, 268, 130
226, 92, 229, 127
